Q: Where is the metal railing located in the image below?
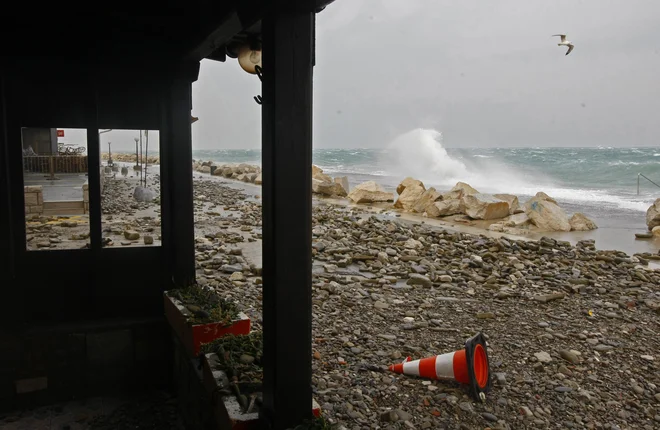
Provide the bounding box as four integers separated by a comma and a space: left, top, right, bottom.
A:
23, 155, 88, 176
637, 173, 660, 195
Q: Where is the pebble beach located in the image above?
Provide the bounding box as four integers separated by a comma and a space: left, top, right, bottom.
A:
23, 159, 660, 429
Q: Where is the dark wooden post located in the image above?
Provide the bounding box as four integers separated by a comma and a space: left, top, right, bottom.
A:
0, 75, 15, 291
261, 4, 315, 429
160, 72, 197, 288
86, 90, 102, 252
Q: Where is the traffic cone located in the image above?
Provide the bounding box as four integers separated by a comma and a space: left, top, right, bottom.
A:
388, 332, 491, 401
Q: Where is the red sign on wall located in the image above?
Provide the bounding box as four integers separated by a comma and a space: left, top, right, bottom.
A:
57, 129, 64, 137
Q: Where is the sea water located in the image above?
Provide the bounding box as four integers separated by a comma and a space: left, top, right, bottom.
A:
193, 128, 660, 255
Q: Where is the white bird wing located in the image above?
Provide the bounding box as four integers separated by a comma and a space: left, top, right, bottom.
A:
565, 44, 574, 55
552, 34, 567, 42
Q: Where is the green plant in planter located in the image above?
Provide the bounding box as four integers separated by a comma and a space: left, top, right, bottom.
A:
201, 331, 263, 384
169, 284, 240, 325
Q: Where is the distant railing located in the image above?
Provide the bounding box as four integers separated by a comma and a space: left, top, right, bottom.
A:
23, 155, 88, 175
637, 173, 660, 195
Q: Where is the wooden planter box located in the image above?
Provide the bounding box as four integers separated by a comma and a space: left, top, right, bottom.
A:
201, 353, 321, 429
164, 292, 251, 357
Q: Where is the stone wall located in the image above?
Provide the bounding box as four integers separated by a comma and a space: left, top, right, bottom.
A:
24, 186, 43, 215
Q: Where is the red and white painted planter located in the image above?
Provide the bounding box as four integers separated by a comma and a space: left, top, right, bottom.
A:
164, 292, 251, 357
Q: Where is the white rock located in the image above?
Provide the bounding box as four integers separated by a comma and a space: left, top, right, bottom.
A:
312, 179, 347, 197
525, 196, 571, 232
494, 193, 522, 214
347, 181, 394, 204
394, 183, 426, 211
506, 213, 531, 227
462, 193, 510, 220
334, 176, 350, 194
396, 177, 424, 195
443, 182, 479, 201
428, 199, 464, 217
570, 213, 598, 231
534, 351, 552, 363
133, 186, 157, 202
647, 199, 660, 230
412, 187, 442, 214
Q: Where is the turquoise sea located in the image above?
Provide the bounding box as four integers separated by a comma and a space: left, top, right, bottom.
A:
190, 129, 660, 255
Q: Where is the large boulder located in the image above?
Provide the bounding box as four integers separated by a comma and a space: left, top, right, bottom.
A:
442, 182, 479, 201
334, 176, 349, 195
347, 181, 394, 204
313, 179, 348, 197
413, 187, 442, 213
212, 165, 226, 176
569, 213, 598, 231
133, 186, 157, 202
505, 212, 531, 227
238, 163, 258, 174
394, 183, 426, 211
646, 198, 660, 230
462, 193, 510, 220
397, 177, 425, 195
254, 173, 262, 185
524, 196, 571, 231
427, 199, 464, 217
494, 193, 521, 214
199, 165, 211, 174
534, 191, 558, 205
312, 165, 332, 183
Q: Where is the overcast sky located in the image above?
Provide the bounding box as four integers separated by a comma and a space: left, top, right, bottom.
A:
64, 0, 660, 151
194, 0, 660, 149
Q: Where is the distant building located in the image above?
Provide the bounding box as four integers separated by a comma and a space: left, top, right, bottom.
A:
21, 127, 57, 155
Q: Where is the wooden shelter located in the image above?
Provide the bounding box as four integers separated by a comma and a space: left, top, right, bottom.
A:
0, 2, 336, 428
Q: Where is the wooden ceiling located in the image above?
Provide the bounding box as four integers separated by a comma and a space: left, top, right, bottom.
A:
1, 1, 336, 64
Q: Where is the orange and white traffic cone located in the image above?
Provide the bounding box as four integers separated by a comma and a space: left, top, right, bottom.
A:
388, 333, 491, 401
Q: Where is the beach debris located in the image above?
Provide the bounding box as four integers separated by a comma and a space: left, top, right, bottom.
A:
387, 333, 491, 402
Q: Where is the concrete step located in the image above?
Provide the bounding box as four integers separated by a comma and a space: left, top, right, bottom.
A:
42, 200, 85, 215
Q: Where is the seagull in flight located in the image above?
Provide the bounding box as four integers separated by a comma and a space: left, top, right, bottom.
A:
552, 34, 574, 55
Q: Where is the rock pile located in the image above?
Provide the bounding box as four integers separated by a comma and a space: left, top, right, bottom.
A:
193, 160, 262, 185
102, 153, 160, 164
312, 165, 349, 197
191, 162, 598, 234
347, 177, 597, 233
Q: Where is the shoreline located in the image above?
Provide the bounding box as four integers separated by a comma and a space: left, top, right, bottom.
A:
98, 155, 660, 258
187, 166, 660, 263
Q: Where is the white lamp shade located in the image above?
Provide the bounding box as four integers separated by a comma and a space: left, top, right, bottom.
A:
238, 44, 262, 74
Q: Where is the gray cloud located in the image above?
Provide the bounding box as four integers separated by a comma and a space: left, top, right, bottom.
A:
71, 1, 660, 151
